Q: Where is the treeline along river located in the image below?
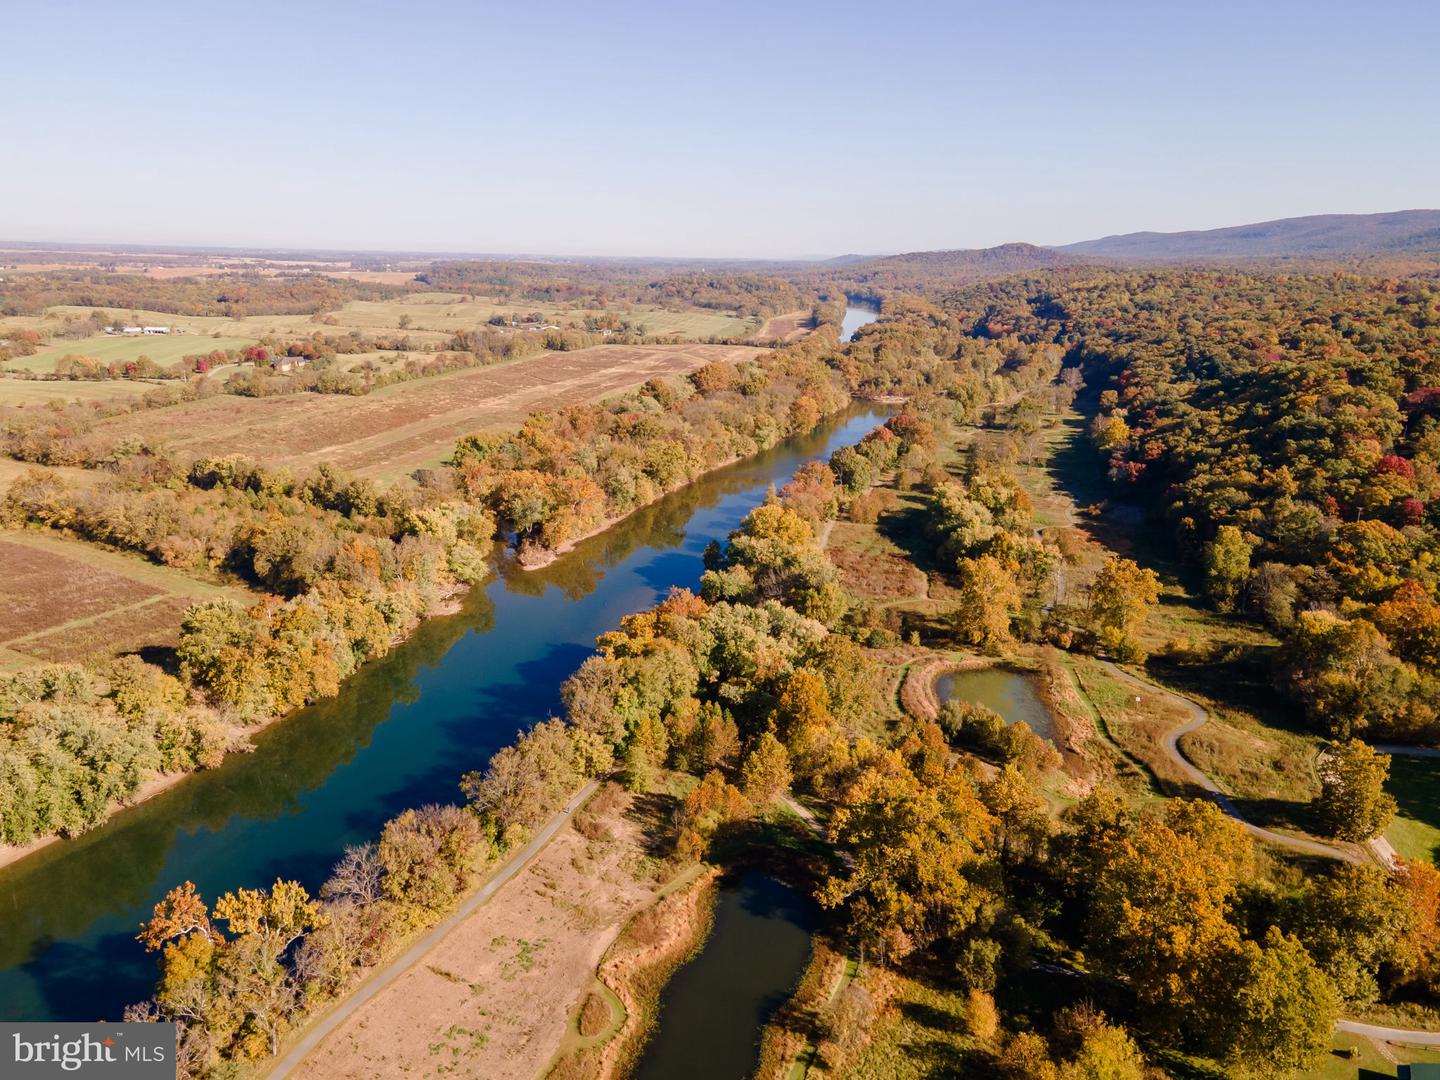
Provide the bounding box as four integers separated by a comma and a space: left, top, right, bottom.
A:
0, 392, 886, 1021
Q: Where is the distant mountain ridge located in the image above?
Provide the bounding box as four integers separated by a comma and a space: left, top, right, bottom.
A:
822, 242, 1076, 288
1059, 209, 1440, 260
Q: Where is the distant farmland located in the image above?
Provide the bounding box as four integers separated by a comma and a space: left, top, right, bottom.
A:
10, 293, 759, 349
93, 342, 766, 480
6, 333, 260, 374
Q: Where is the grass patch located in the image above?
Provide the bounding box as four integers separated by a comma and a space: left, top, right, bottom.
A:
1386, 755, 1440, 865
9, 333, 258, 374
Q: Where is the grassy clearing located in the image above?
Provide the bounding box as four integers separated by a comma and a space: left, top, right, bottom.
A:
7, 333, 259, 374
837, 966, 978, 1079
0, 377, 160, 405
1385, 755, 1440, 864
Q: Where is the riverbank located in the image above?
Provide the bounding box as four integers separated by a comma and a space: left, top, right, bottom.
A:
516, 389, 894, 571
0, 404, 905, 1024
0, 578, 474, 873
277, 781, 689, 1080
574, 869, 720, 1080
0, 399, 895, 879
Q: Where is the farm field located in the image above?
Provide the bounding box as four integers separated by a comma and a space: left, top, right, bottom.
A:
9, 294, 759, 349
0, 377, 161, 405
5, 332, 260, 374
752, 309, 813, 342
92, 342, 765, 480
0, 529, 257, 672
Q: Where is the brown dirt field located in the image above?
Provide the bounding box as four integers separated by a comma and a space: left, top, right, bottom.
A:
0, 530, 256, 671
752, 310, 813, 343
0, 540, 159, 641
21, 595, 199, 664
292, 784, 673, 1080
95, 342, 763, 480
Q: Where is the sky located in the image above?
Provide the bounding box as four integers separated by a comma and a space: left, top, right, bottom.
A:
4, 0, 1438, 259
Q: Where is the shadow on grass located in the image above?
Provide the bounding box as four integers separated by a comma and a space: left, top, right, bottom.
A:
1388, 755, 1440, 862
1227, 794, 1326, 836
626, 791, 680, 860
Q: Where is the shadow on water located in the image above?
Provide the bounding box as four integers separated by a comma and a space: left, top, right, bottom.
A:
0, 405, 889, 1022
631, 872, 817, 1080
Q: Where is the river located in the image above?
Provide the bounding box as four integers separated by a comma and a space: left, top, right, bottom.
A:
0, 405, 889, 1023
841, 303, 879, 342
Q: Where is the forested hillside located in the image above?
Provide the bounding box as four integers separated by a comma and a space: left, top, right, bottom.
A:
1062, 209, 1440, 260
946, 268, 1440, 741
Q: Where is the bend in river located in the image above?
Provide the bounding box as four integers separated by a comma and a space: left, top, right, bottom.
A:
841, 303, 879, 342
0, 405, 889, 1023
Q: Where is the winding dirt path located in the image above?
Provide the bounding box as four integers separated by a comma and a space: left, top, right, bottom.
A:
1096, 660, 1364, 864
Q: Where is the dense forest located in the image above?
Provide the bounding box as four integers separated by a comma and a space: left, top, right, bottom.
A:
933, 268, 1440, 744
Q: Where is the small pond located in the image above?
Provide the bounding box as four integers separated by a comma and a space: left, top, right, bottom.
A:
630, 872, 816, 1080
936, 667, 1059, 745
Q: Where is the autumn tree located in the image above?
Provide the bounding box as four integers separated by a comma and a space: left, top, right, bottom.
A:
1314, 738, 1397, 841
1085, 557, 1161, 662
675, 770, 748, 861
819, 750, 996, 962
741, 731, 793, 809
952, 555, 1022, 650
1201, 525, 1252, 612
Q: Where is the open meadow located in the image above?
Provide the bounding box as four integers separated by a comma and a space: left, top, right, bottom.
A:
0, 376, 161, 405
91, 342, 764, 479
3, 293, 759, 358
0, 529, 256, 672
5, 332, 260, 374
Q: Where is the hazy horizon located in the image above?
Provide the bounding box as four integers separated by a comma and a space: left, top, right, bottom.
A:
6, 0, 1438, 259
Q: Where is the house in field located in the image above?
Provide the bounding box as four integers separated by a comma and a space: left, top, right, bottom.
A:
119, 326, 144, 335
141, 326, 170, 335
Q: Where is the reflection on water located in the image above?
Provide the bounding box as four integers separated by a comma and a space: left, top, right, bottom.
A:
0, 406, 888, 1022
631, 873, 816, 1080
936, 667, 1059, 744
841, 304, 880, 342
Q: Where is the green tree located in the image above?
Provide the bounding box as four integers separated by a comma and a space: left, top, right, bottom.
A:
1212, 927, 1338, 1076
1201, 525, 1252, 611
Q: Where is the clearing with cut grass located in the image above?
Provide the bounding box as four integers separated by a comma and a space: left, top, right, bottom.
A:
0, 377, 162, 405
5, 333, 260, 374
